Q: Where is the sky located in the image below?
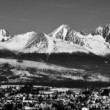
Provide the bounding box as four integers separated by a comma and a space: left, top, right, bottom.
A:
0, 0, 110, 35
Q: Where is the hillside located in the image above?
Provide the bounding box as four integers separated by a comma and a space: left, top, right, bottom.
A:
0, 57, 109, 88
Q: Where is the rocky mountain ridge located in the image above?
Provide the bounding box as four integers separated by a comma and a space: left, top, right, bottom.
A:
0, 24, 110, 56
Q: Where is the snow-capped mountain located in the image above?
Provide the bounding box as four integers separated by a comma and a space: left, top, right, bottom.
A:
0, 24, 110, 56
23, 31, 89, 54
0, 29, 12, 42
92, 24, 110, 42
49, 24, 110, 56
23, 33, 54, 53
0, 31, 36, 51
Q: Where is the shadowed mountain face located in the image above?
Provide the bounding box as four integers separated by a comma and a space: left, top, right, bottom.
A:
0, 52, 109, 88
23, 33, 48, 53
19, 52, 108, 67
20, 53, 110, 78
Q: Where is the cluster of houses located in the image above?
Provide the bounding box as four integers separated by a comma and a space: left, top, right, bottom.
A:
0, 85, 110, 110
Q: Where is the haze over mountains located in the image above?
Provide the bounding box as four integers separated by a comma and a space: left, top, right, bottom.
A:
0, 24, 110, 56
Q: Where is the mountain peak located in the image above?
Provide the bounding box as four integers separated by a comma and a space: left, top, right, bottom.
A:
0, 29, 12, 42
92, 24, 110, 42
59, 24, 69, 29
49, 24, 74, 41
0, 29, 10, 36
105, 24, 110, 27
0, 24, 110, 56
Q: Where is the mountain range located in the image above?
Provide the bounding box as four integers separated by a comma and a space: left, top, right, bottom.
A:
0, 24, 110, 86
0, 24, 110, 56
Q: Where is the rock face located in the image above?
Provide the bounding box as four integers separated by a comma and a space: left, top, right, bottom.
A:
0, 24, 110, 56
92, 24, 110, 42
23, 33, 49, 53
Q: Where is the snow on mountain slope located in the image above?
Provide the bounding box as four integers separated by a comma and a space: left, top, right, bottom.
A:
82, 36, 110, 55
49, 24, 110, 56
0, 31, 36, 51
0, 24, 110, 56
23, 33, 54, 53
50, 39, 89, 53
23, 31, 89, 54
92, 24, 110, 42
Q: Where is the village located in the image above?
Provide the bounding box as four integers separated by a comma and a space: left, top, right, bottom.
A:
0, 85, 110, 110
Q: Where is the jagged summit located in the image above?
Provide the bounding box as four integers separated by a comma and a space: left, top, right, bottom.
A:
0, 24, 110, 56
49, 24, 74, 40
92, 24, 110, 42
49, 24, 110, 56
0, 29, 12, 42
